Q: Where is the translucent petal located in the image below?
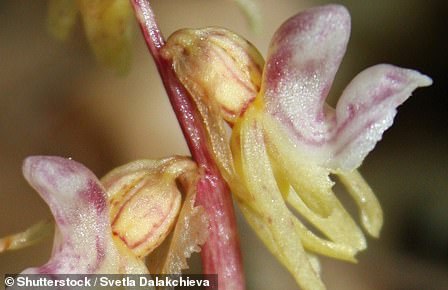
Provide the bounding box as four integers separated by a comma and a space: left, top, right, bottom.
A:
163, 27, 263, 124
146, 170, 209, 274
330, 64, 432, 170
337, 170, 383, 237
263, 114, 367, 252
163, 27, 265, 187
261, 5, 432, 171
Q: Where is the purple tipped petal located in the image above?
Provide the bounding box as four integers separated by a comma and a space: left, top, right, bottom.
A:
263, 5, 350, 145
261, 4, 432, 170
330, 64, 432, 170
21, 156, 146, 274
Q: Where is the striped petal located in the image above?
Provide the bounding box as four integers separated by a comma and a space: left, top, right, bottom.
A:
262, 5, 432, 171
329, 64, 432, 170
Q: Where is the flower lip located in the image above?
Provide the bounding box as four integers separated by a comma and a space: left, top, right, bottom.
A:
20, 156, 148, 274
23, 156, 88, 196
22, 156, 108, 220
225, 4, 432, 290
260, 4, 432, 171
261, 4, 351, 160
264, 4, 350, 97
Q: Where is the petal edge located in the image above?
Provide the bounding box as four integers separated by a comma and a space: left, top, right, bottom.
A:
330, 64, 432, 170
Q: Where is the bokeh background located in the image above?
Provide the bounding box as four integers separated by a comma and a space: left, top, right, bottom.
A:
1, 0, 447, 289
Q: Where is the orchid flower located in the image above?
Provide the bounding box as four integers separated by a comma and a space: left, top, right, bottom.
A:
18, 156, 148, 275
47, 0, 134, 72
4, 2, 433, 289
1, 156, 207, 278
163, 4, 432, 289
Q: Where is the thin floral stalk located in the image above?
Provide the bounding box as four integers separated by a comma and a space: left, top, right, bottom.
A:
130, 1, 245, 289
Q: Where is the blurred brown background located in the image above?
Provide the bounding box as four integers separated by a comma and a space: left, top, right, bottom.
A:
1, 0, 447, 289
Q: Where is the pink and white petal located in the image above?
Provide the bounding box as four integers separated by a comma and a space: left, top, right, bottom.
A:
329, 64, 432, 170
263, 5, 350, 145
21, 156, 147, 274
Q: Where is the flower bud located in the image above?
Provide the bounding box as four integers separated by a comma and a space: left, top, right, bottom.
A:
162, 27, 264, 124
101, 157, 197, 258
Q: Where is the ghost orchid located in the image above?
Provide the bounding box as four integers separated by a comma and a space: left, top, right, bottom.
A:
18, 156, 148, 275
13, 1, 430, 289
1, 156, 207, 279
163, 4, 432, 290
235, 5, 431, 289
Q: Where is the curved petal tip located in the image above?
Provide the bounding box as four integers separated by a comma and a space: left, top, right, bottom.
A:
263, 4, 351, 148
331, 64, 432, 170
21, 156, 147, 274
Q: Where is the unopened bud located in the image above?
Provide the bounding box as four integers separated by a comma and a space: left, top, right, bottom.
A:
162, 27, 264, 124
101, 157, 197, 258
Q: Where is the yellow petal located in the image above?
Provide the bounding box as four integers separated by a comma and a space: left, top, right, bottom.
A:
77, 0, 133, 73
163, 27, 264, 124
47, 0, 78, 41
337, 170, 383, 237
101, 157, 196, 258
232, 106, 325, 290
162, 27, 265, 202
0, 220, 53, 253
263, 113, 367, 252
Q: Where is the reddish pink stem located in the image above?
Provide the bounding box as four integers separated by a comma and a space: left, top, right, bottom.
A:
131, 1, 245, 289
